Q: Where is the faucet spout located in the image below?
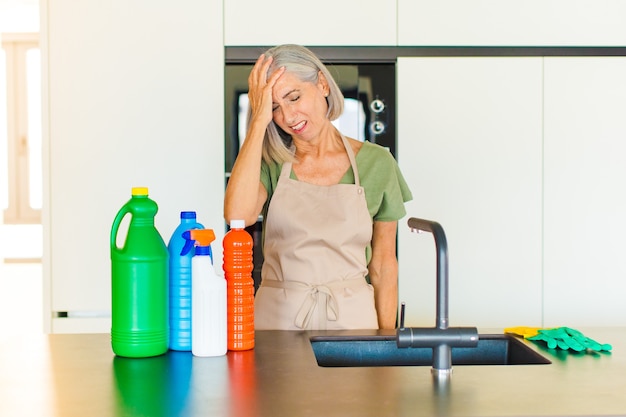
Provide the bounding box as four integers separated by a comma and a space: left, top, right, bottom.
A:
407, 218, 449, 330
398, 217, 479, 375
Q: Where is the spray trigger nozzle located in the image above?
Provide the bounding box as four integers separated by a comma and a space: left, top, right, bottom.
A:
181, 229, 216, 262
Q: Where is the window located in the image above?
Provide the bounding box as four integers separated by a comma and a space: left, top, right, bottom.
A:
1, 33, 41, 224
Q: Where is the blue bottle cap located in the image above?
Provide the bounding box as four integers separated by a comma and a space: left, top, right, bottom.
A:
181, 211, 197, 219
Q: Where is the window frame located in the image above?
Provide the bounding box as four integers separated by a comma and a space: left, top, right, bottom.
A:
1, 32, 41, 224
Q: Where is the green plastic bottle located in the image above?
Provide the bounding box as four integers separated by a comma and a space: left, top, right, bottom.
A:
110, 187, 169, 358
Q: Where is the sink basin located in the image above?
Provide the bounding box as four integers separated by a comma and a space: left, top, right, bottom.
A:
310, 334, 551, 367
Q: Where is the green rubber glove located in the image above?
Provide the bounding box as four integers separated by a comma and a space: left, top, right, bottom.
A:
527, 327, 612, 352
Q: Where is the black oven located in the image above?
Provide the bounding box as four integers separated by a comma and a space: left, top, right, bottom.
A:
225, 47, 397, 290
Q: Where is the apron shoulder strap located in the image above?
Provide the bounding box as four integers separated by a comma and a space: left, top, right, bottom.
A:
340, 135, 360, 187
279, 162, 292, 179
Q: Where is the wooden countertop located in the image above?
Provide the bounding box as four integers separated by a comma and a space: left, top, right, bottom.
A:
1, 328, 625, 417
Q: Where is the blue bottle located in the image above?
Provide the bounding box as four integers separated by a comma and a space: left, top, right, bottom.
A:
167, 211, 204, 351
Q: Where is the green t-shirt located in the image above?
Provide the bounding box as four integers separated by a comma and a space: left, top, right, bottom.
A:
260, 141, 413, 222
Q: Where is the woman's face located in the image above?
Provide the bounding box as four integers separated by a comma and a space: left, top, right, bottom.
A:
270, 70, 330, 141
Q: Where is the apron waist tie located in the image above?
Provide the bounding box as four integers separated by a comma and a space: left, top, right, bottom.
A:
260, 277, 367, 329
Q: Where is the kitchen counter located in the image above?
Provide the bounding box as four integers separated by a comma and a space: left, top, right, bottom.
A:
1, 328, 625, 417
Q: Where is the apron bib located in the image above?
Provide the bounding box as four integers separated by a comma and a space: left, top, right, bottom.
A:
255, 135, 379, 330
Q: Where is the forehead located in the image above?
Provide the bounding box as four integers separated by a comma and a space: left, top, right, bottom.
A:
273, 71, 314, 97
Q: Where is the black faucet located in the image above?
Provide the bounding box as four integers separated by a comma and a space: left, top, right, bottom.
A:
397, 217, 479, 377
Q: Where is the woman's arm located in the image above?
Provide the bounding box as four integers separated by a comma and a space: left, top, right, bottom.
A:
368, 220, 399, 329
224, 55, 284, 225
224, 122, 268, 226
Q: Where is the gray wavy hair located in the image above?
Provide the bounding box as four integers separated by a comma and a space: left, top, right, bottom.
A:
252, 44, 344, 165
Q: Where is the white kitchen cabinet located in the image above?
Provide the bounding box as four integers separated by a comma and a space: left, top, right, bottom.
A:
398, 0, 626, 46
42, 0, 226, 333
397, 56, 626, 329
224, 0, 396, 46
397, 57, 544, 328
543, 57, 626, 327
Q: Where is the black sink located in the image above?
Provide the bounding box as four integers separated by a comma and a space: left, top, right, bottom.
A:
310, 334, 551, 367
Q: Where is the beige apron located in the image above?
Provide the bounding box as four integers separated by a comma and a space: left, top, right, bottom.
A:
255, 135, 379, 330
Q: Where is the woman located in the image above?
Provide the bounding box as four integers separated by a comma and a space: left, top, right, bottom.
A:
224, 44, 412, 330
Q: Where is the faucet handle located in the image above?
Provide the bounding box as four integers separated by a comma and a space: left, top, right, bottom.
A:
399, 302, 406, 329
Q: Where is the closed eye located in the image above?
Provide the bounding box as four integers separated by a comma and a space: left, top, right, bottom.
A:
282, 89, 300, 101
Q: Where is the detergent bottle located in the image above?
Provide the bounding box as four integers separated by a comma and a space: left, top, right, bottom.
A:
167, 211, 204, 351
110, 187, 168, 358
181, 228, 227, 357
223, 220, 255, 351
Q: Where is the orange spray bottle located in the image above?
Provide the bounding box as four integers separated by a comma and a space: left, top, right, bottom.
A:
222, 220, 255, 351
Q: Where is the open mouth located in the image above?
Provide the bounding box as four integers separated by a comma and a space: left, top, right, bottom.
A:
290, 120, 306, 133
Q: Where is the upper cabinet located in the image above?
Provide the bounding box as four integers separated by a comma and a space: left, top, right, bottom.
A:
226, 0, 626, 47
224, 0, 397, 46
398, 0, 626, 46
